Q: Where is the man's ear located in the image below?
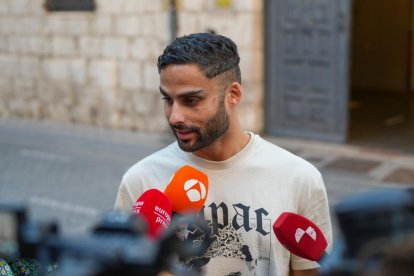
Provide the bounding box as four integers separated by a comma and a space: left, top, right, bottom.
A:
227, 82, 242, 105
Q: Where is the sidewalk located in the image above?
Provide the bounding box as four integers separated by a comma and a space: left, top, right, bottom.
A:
2, 117, 413, 200
265, 135, 414, 202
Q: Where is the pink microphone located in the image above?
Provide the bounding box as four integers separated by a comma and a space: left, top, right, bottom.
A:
273, 212, 328, 262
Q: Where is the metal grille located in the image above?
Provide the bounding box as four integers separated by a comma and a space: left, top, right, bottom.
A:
45, 0, 96, 12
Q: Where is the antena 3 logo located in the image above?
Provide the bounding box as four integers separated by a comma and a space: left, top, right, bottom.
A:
184, 179, 207, 202
295, 226, 317, 243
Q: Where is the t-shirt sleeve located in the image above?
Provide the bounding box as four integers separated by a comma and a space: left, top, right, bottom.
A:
290, 171, 333, 271
114, 177, 135, 210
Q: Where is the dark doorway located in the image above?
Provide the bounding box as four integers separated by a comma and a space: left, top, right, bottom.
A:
349, 0, 414, 153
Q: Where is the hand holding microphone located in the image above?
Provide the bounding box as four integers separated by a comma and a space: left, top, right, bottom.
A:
273, 212, 328, 263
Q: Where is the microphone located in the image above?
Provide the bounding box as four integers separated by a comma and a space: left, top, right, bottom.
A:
273, 212, 328, 262
164, 165, 209, 214
131, 189, 173, 238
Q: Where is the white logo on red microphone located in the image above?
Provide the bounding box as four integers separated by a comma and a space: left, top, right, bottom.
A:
295, 226, 317, 243
132, 201, 144, 214
184, 179, 207, 202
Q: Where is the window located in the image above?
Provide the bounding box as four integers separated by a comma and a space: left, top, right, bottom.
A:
45, 0, 95, 12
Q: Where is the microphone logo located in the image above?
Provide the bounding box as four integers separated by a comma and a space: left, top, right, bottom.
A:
184, 179, 207, 202
295, 226, 317, 243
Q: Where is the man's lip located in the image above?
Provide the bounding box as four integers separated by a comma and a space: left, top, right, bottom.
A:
175, 129, 194, 140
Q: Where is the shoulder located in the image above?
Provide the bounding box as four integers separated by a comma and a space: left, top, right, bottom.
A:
252, 134, 321, 177
115, 143, 183, 210
123, 142, 181, 180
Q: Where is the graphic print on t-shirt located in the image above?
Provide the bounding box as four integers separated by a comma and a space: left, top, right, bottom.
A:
180, 201, 272, 275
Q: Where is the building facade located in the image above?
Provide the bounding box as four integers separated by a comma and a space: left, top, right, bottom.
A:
0, 0, 264, 133
1, 0, 413, 152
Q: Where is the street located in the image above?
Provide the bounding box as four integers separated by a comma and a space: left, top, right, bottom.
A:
1, 118, 413, 236
0, 118, 172, 234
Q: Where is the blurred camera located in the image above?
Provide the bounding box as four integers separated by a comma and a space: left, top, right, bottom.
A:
321, 187, 414, 276
0, 205, 207, 276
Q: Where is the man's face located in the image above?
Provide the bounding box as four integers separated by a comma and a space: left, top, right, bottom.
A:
159, 64, 230, 152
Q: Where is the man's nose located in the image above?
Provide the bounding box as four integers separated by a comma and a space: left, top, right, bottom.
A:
168, 103, 185, 125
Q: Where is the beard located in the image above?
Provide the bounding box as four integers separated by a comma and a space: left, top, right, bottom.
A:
170, 97, 230, 152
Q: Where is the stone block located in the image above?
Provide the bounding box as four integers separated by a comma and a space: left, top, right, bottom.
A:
52, 36, 77, 56
13, 78, 36, 99
120, 61, 143, 89
0, 77, 12, 97
147, 114, 169, 132
9, 36, 30, 54
143, 62, 159, 91
239, 104, 263, 133
178, 13, 200, 35
0, 55, 18, 77
115, 16, 141, 37
141, 0, 163, 13
9, 0, 30, 15
16, 17, 43, 34
43, 16, 66, 35
69, 59, 87, 85
231, 13, 262, 50
28, 0, 45, 15
79, 37, 102, 58
102, 37, 129, 59
29, 35, 52, 55
43, 59, 69, 81
241, 81, 264, 106
142, 13, 169, 41
28, 100, 42, 118
89, 60, 118, 88
123, 0, 144, 14
90, 16, 113, 35
180, 0, 206, 12
49, 104, 72, 123
8, 98, 26, 116
132, 90, 156, 114
0, 17, 17, 34
130, 37, 163, 61
0, 0, 10, 15
66, 18, 91, 36
94, 87, 120, 127
19, 57, 41, 80
97, 0, 126, 14
233, 0, 263, 12
0, 36, 8, 52
239, 49, 263, 83
198, 14, 232, 38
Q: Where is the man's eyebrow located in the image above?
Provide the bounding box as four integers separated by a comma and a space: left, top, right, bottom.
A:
159, 87, 168, 96
159, 88, 204, 98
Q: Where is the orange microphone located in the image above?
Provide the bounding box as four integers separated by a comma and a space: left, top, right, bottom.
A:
164, 165, 209, 214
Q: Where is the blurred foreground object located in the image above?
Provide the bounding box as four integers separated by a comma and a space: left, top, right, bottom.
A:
0, 204, 209, 276
321, 187, 414, 275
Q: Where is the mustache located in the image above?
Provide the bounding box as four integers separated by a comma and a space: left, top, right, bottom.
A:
171, 124, 199, 132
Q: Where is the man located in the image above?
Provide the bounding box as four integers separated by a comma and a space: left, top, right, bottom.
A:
114, 33, 332, 276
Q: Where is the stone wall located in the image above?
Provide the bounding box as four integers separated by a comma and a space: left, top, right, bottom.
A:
0, 0, 264, 133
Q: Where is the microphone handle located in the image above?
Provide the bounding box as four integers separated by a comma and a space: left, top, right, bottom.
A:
318, 251, 330, 264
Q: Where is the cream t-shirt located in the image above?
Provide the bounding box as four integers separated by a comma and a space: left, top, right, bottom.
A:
114, 133, 332, 276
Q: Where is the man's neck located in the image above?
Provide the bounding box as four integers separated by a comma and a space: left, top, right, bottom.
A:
192, 129, 251, 162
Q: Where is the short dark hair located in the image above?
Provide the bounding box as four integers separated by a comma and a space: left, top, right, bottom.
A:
157, 33, 241, 84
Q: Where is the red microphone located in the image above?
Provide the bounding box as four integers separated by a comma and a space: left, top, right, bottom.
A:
131, 189, 173, 238
273, 212, 328, 262
164, 165, 209, 214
